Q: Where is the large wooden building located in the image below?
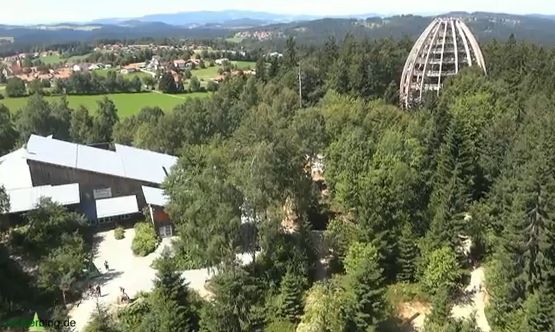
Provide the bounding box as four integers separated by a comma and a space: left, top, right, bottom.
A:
0, 135, 177, 237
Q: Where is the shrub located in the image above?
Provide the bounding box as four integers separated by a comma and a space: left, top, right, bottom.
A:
266, 320, 296, 332
421, 246, 461, 295
5, 77, 27, 97
131, 222, 159, 256
114, 227, 125, 240
172, 238, 206, 270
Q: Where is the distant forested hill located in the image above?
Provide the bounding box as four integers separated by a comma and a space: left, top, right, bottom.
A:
248, 12, 555, 46
3, 12, 555, 53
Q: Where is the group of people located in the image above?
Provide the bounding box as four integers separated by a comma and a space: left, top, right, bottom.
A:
85, 261, 110, 298
87, 284, 102, 297
86, 260, 133, 302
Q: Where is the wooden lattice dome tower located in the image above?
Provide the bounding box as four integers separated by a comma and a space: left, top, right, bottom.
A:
400, 17, 487, 108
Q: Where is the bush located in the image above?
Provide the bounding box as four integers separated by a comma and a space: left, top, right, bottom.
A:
173, 238, 206, 270
421, 246, 461, 295
131, 222, 159, 256
266, 320, 296, 332
206, 80, 218, 92
114, 227, 125, 240
5, 77, 27, 97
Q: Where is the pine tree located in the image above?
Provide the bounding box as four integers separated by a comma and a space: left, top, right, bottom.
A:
397, 223, 418, 282
91, 97, 119, 143
141, 249, 194, 332
277, 270, 306, 323
158, 72, 177, 93
200, 266, 262, 332
255, 56, 266, 82
428, 116, 476, 250
351, 268, 385, 331
344, 242, 385, 331
502, 155, 555, 293
83, 301, 119, 332
525, 287, 554, 332
427, 287, 451, 324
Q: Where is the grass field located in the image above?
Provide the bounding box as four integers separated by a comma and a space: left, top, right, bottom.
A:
40, 54, 63, 65
192, 66, 220, 81
0, 92, 208, 117
232, 61, 256, 70
36, 53, 92, 65
66, 54, 91, 64
94, 69, 153, 80
226, 37, 244, 43
191, 61, 256, 81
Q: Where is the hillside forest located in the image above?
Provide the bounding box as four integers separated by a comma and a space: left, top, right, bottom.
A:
2, 34, 555, 331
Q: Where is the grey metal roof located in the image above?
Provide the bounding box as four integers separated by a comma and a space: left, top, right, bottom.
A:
77, 144, 125, 177
142, 186, 168, 207
6, 183, 80, 214
95, 195, 139, 219
25, 135, 177, 184
0, 148, 33, 190
116, 144, 178, 184
27, 134, 77, 168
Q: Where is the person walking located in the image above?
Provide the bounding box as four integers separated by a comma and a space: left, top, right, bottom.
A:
96, 285, 101, 297
104, 260, 109, 271
88, 284, 94, 298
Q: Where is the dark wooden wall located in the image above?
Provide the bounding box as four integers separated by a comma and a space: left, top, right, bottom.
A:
27, 160, 158, 220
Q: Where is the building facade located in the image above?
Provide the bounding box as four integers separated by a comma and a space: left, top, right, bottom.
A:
0, 135, 177, 237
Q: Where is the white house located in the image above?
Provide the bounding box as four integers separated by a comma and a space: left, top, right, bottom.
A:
215, 58, 229, 66
88, 63, 104, 71
173, 59, 187, 69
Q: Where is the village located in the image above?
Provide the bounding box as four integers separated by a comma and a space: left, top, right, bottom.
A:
0, 43, 263, 87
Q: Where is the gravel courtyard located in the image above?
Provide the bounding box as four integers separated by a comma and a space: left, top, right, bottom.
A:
68, 228, 214, 332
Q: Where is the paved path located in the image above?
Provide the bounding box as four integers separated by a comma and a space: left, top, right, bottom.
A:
68, 229, 255, 331
451, 267, 491, 331
68, 229, 213, 332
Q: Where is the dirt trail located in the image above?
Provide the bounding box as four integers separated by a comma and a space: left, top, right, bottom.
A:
451, 267, 491, 331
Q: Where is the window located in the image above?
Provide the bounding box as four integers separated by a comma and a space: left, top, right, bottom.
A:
93, 188, 112, 199
159, 225, 172, 238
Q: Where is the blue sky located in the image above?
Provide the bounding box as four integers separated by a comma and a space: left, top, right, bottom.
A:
2, 0, 555, 24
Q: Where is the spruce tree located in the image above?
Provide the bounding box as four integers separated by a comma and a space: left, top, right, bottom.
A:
397, 223, 418, 282
158, 72, 177, 93
277, 270, 306, 323
502, 155, 555, 293
351, 267, 385, 331
200, 266, 262, 332
345, 242, 385, 331
428, 116, 476, 250
427, 287, 451, 324
141, 249, 194, 332
255, 56, 266, 82
525, 287, 554, 332
84, 301, 119, 332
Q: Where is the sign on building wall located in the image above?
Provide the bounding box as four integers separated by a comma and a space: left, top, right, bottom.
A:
93, 188, 112, 199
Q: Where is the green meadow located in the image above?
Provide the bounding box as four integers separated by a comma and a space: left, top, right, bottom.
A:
0, 92, 209, 117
